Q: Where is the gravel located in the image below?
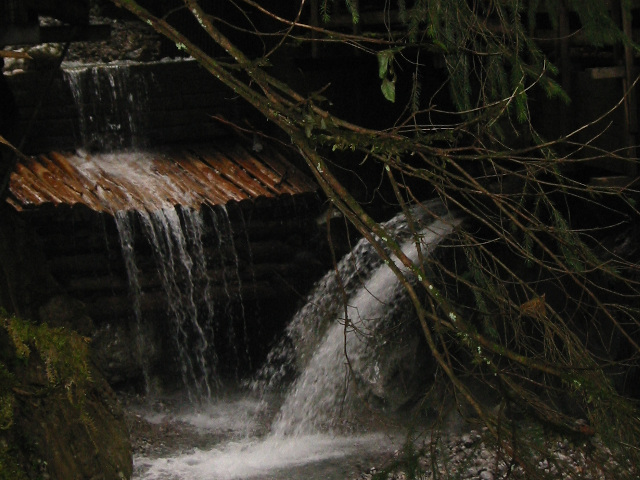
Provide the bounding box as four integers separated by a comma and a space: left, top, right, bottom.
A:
355, 428, 634, 480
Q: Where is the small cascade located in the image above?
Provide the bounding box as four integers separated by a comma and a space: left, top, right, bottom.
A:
253, 199, 450, 391
114, 210, 152, 392
63, 61, 151, 150
267, 203, 460, 436
111, 201, 262, 400
209, 205, 251, 374
136, 207, 216, 401
132, 202, 460, 480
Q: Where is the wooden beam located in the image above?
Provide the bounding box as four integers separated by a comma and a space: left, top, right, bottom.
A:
588, 66, 626, 79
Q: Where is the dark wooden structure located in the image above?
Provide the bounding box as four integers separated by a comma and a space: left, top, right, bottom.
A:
0, 141, 322, 383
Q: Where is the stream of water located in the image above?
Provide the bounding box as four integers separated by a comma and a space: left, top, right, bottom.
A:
128, 204, 459, 480
60, 60, 463, 478
63, 61, 151, 150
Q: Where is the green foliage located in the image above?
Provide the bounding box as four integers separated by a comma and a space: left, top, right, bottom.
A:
344, 0, 359, 24
0, 310, 95, 443
320, 0, 332, 23
320, 0, 359, 24
378, 48, 402, 103
0, 310, 100, 478
3, 314, 92, 404
0, 443, 28, 480
569, 0, 627, 46
0, 364, 14, 431
392, 0, 624, 122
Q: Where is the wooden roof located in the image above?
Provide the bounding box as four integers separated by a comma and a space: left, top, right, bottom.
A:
6, 143, 317, 213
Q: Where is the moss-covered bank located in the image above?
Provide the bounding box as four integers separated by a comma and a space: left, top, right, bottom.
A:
0, 310, 132, 479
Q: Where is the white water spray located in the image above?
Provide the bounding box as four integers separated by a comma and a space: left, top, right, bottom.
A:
272, 214, 461, 436
134, 203, 460, 480
137, 207, 216, 401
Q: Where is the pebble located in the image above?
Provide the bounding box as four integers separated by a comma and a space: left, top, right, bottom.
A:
479, 470, 493, 480
354, 429, 635, 480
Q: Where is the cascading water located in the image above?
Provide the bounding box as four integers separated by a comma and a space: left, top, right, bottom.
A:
62, 59, 255, 397
61, 58, 463, 479
209, 206, 250, 374
114, 206, 218, 399
271, 213, 462, 437
63, 61, 151, 150
134, 202, 461, 480
252, 200, 451, 391
115, 209, 151, 392
137, 207, 217, 401
69, 149, 245, 398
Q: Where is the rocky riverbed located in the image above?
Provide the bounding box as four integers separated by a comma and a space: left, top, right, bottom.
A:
119, 390, 632, 480
118, 390, 401, 480
356, 429, 632, 480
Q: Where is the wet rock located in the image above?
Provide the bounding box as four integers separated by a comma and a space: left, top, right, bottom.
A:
2, 324, 133, 479
38, 295, 94, 336
355, 428, 632, 480
91, 321, 159, 387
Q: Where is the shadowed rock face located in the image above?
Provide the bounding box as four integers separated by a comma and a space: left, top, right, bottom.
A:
0, 315, 133, 480
12, 367, 133, 479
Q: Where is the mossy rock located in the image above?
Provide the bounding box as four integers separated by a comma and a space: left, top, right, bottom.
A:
0, 313, 132, 479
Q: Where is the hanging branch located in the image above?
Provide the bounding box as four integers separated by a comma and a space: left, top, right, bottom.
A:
111, 0, 640, 476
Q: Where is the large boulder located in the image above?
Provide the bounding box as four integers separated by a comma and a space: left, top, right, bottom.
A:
0, 315, 133, 479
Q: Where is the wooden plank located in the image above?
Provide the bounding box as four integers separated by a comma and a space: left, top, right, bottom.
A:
588, 66, 626, 79
174, 152, 244, 204
33, 155, 89, 207
48, 152, 112, 212
258, 147, 318, 192
86, 170, 137, 212
9, 166, 52, 206
190, 146, 273, 198
7, 145, 318, 213
14, 160, 64, 206
225, 146, 295, 195
170, 152, 242, 205
185, 148, 264, 199
148, 157, 207, 208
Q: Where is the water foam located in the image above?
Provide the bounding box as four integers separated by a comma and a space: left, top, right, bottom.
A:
272, 213, 461, 435
135, 433, 396, 480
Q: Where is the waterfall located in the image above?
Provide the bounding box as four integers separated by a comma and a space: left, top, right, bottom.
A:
114, 210, 152, 392
61, 59, 254, 398
209, 206, 250, 374
63, 61, 151, 150
138, 207, 217, 401
133, 201, 461, 480
112, 206, 218, 400
267, 202, 461, 436
111, 202, 262, 400
253, 199, 450, 391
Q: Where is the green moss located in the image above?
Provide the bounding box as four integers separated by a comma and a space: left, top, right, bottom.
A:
0, 444, 28, 480
0, 309, 98, 478
0, 364, 14, 431
2, 311, 92, 406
